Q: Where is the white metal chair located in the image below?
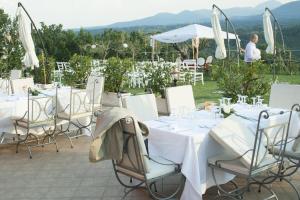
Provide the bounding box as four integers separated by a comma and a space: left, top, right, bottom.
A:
208, 110, 293, 199
10, 78, 34, 95
57, 81, 99, 147
14, 88, 59, 159
10, 70, 22, 80
269, 104, 300, 199
165, 85, 196, 115
112, 116, 185, 200
122, 93, 158, 121
269, 84, 300, 109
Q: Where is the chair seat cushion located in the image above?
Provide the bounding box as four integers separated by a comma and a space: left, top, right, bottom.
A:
270, 139, 300, 160
146, 156, 178, 180
208, 153, 277, 176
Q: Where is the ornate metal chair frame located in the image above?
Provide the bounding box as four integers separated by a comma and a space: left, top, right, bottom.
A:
57, 79, 99, 147
209, 110, 293, 200
112, 117, 185, 200
14, 87, 59, 159
269, 104, 300, 199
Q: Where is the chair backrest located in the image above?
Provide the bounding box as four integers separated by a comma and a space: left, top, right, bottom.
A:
26, 89, 57, 124
10, 78, 34, 95
14, 88, 57, 130
206, 56, 213, 64
197, 57, 205, 66
122, 94, 158, 121
183, 59, 196, 65
56, 62, 65, 71
269, 84, 300, 109
113, 117, 150, 180
0, 79, 9, 94
210, 110, 292, 172
86, 75, 105, 106
57, 87, 92, 117
166, 85, 196, 114
10, 70, 22, 80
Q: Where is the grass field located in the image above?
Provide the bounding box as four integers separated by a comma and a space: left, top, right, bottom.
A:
127, 74, 300, 105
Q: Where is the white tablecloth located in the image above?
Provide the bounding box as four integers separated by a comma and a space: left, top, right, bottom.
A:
145, 110, 235, 200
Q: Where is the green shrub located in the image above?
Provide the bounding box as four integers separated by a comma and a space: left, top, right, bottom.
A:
63, 54, 92, 87
212, 60, 271, 102
103, 57, 132, 92
145, 62, 172, 97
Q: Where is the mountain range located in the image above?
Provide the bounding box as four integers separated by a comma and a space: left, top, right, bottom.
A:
82, 0, 300, 33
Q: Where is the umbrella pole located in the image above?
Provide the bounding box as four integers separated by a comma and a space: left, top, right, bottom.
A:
42, 50, 46, 84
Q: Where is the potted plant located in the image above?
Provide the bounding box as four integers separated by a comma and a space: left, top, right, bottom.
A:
34, 54, 56, 89
63, 54, 93, 88
101, 57, 132, 107
145, 62, 172, 115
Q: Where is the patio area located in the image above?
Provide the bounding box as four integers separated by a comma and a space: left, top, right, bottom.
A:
1, 135, 299, 200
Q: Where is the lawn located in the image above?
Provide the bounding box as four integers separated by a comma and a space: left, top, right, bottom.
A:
126, 74, 300, 106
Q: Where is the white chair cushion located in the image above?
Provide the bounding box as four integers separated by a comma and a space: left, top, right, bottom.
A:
122, 94, 158, 121
166, 85, 196, 114
269, 84, 300, 109
146, 156, 177, 180
208, 153, 276, 176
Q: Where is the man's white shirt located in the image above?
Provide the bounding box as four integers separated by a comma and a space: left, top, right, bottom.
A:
244, 42, 261, 62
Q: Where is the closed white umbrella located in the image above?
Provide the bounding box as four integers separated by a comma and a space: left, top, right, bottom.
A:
211, 7, 226, 59
16, 7, 39, 69
263, 10, 275, 55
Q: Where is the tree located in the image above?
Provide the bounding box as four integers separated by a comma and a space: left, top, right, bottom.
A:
0, 9, 24, 74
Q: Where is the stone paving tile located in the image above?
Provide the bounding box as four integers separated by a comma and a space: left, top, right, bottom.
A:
0, 135, 300, 200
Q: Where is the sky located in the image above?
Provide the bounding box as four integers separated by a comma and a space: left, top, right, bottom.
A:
0, 0, 294, 29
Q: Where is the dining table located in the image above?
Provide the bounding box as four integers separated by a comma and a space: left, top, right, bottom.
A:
145, 104, 300, 200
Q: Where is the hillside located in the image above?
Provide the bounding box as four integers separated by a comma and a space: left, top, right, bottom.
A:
81, 0, 283, 31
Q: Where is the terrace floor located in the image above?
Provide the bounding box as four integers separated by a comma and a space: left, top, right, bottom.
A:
0, 136, 299, 200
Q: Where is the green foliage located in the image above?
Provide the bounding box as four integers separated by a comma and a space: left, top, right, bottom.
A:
63, 54, 92, 86
34, 54, 55, 84
103, 57, 133, 92
144, 62, 172, 97
0, 9, 24, 74
34, 23, 80, 61
212, 60, 271, 102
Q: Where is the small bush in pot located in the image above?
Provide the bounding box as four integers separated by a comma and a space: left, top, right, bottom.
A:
63, 54, 92, 87
145, 62, 172, 97
103, 57, 132, 93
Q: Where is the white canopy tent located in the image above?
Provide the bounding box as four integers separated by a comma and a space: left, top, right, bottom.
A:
150, 24, 238, 61
16, 7, 39, 69
151, 24, 237, 44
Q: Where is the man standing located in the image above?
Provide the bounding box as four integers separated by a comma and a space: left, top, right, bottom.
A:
243, 34, 261, 63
